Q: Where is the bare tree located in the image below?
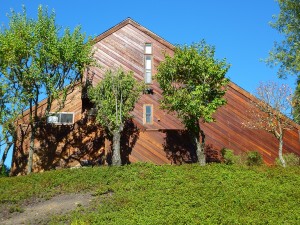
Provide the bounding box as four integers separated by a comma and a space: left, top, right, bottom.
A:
243, 81, 298, 167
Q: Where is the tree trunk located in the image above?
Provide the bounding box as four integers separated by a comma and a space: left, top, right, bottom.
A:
112, 130, 121, 166
27, 124, 36, 174
194, 123, 206, 166
0, 142, 12, 171
278, 134, 286, 167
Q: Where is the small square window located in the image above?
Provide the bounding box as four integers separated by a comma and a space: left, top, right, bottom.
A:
145, 43, 152, 54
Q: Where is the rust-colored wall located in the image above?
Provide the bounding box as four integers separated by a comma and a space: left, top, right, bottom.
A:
12, 19, 300, 175
203, 83, 300, 165
12, 115, 106, 175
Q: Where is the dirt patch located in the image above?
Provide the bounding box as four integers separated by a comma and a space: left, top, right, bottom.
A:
0, 193, 94, 225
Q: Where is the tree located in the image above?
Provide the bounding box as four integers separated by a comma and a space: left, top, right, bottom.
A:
88, 68, 144, 166
243, 81, 298, 167
0, 6, 94, 174
0, 83, 17, 171
0, 73, 26, 172
267, 0, 300, 123
156, 41, 230, 166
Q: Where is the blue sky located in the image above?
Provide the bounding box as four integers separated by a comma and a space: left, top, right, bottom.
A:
0, 0, 296, 167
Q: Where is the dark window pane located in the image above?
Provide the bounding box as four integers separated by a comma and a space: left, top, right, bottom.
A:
146, 106, 151, 114
60, 113, 73, 123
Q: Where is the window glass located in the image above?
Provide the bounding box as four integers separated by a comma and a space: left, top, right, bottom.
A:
47, 112, 74, 125
145, 56, 152, 69
145, 43, 152, 54
145, 56, 152, 84
145, 71, 152, 84
145, 105, 152, 124
60, 113, 73, 123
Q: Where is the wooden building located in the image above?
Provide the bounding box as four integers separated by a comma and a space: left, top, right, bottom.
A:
11, 18, 300, 175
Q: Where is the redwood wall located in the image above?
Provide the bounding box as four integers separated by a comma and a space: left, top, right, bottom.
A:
11, 20, 300, 175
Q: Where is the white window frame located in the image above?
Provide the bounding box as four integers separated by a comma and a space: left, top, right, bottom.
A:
145, 55, 152, 84
144, 43, 152, 84
47, 112, 75, 125
145, 43, 152, 54
143, 104, 153, 124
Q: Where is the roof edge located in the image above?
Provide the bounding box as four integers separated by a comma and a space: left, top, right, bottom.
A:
228, 81, 300, 130
93, 17, 175, 50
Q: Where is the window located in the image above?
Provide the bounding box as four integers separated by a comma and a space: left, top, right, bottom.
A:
144, 43, 152, 84
145, 43, 152, 54
47, 112, 74, 125
143, 104, 153, 124
145, 55, 152, 84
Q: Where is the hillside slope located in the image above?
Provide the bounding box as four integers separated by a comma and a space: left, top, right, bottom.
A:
1, 163, 300, 224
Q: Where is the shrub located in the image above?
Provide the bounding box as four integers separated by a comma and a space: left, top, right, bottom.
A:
221, 148, 241, 165
0, 165, 10, 177
246, 151, 263, 166
275, 153, 300, 167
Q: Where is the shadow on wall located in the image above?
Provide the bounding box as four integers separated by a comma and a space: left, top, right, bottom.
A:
12, 124, 30, 175
163, 130, 198, 164
35, 116, 106, 170
162, 130, 222, 164
12, 114, 106, 175
13, 116, 141, 175
105, 119, 140, 165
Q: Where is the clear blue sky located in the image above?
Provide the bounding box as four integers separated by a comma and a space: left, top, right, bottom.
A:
0, 0, 296, 167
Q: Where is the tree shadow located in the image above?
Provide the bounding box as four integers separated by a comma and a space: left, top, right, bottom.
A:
11, 124, 30, 175
162, 130, 222, 164
162, 130, 198, 164
205, 144, 222, 163
34, 115, 106, 170
105, 119, 140, 165
12, 113, 106, 175
121, 119, 140, 165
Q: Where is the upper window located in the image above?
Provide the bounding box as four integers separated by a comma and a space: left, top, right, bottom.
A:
143, 104, 153, 124
145, 43, 152, 54
145, 55, 152, 84
144, 43, 152, 84
47, 112, 74, 125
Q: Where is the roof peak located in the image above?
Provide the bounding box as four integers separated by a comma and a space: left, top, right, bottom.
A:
93, 17, 175, 50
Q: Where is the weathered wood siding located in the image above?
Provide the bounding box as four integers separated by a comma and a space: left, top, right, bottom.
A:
88, 22, 182, 130
125, 83, 300, 166
12, 18, 300, 175
203, 83, 300, 165
88, 19, 300, 165
12, 86, 107, 175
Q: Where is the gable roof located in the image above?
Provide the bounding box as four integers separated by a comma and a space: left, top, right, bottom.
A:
93, 17, 175, 51
18, 18, 300, 131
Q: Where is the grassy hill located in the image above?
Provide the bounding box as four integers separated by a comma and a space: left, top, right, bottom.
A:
1, 163, 300, 224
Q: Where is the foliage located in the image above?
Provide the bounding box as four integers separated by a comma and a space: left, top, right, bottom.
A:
275, 153, 300, 166
293, 81, 300, 123
0, 163, 300, 224
156, 41, 230, 165
268, 0, 300, 78
88, 68, 144, 134
267, 0, 300, 123
221, 148, 242, 165
246, 151, 263, 166
0, 6, 94, 173
0, 73, 23, 170
243, 81, 296, 167
88, 68, 144, 165
0, 164, 9, 177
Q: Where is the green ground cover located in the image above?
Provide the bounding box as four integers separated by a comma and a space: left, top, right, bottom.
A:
1, 163, 299, 224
